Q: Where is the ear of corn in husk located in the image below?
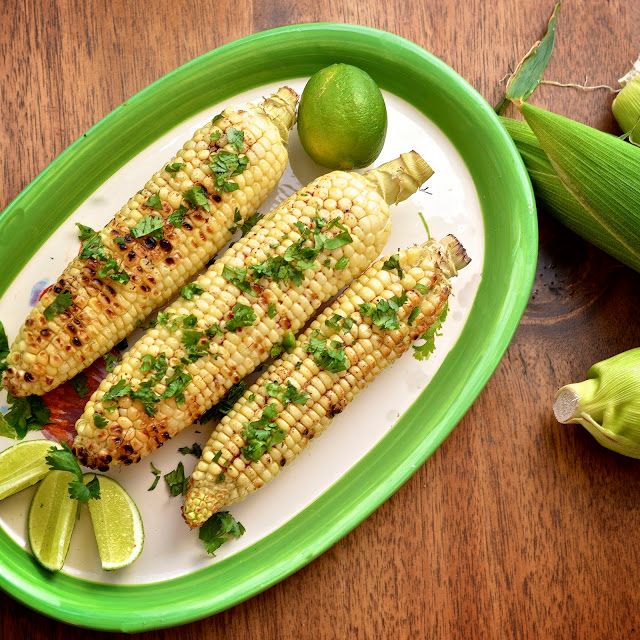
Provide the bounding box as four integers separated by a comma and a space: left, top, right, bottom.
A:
613, 55, 640, 146
517, 102, 640, 273
501, 116, 640, 273
553, 349, 640, 458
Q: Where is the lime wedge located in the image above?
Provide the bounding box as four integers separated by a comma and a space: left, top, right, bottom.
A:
87, 475, 144, 570
28, 470, 78, 571
0, 439, 61, 501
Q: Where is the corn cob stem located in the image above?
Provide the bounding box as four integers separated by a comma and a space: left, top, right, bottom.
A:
73, 153, 433, 470
183, 235, 468, 528
3, 87, 298, 397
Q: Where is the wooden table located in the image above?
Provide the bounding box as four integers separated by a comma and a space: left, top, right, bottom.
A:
2, 1, 639, 637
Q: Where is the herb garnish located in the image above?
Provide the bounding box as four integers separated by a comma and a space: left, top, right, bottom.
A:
43, 291, 73, 320
0, 394, 50, 439
148, 462, 161, 491
267, 303, 277, 319
239, 212, 263, 236
209, 150, 248, 192
335, 256, 349, 270
168, 204, 188, 227
306, 332, 350, 373
199, 511, 245, 556
46, 443, 100, 502
70, 373, 90, 398
183, 186, 210, 211
265, 381, 309, 406
144, 194, 163, 211
165, 162, 185, 173
197, 381, 247, 423
325, 313, 354, 333
359, 292, 408, 331
407, 307, 421, 326
269, 331, 296, 358
241, 404, 285, 461
225, 303, 256, 331
131, 215, 164, 240
227, 127, 245, 152
181, 283, 204, 300
103, 352, 120, 372
164, 461, 188, 496
103, 379, 131, 402
178, 443, 203, 458
222, 265, 256, 297
414, 283, 429, 295
97, 259, 130, 284
413, 302, 449, 361
93, 414, 108, 429
162, 366, 192, 404
382, 254, 404, 279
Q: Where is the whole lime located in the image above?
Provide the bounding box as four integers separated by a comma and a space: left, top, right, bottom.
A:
297, 63, 387, 169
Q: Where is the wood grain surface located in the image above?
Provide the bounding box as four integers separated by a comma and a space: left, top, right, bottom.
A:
1, 0, 640, 638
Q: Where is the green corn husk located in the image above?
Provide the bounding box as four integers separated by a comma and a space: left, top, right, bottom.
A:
613, 74, 640, 146
554, 349, 640, 458
501, 116, 640, 273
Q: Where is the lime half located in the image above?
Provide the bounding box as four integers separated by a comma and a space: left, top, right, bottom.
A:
28, 470, 78, 571
0, 439, 60, 501
87, 475, 144, 570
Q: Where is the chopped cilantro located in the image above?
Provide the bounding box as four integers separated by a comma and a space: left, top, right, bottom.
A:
326, 313, 354, 333
76, 223, 96, 241
131, 215, 164, 240
43, 291, 73, 320
199, 511, 245, 555
69, 373, 89, 398
148, 462, 161, 491
103, 379, 131, 402
240, 212, 263, 236
131, 380, 162, 416
103, 352, 120, 372
183, 186, 210, 211
162, 366, 192, 404
382, 254, 404, 279
163, 461, 187, 496
145, 194, 163, 211
225, 303, 256, 331
93, 414, 108, 429
267, 303, 277, 319
210, 130, 221, 142
97, 258, 130, 284
0, 394, 50, 439
181, 283, 204, 300
228, 207, 242, 232
227, 127, 245, 152
140, 353, 169, 380
182, 329, 209, 361
359, 292, 408, 331
306, 332, 350, 373
77, 225, 109, 262
168, 204, 188, 227
413, 302, 448, 361
335, 256, 349, 270
165, 162, 184, 173
205, 323, 223, 338
178, 443, 203, 458
408, 307, 421, 326
114, 236, 127, 250
265, 381, 309, 406
182, 314, 198, 328
46, 443, 101, 502
414, 283, 429, 295
209, 150, 248, 192
269, 331, 296, 358
241, 404, 285, 461
222, 265, 256, 297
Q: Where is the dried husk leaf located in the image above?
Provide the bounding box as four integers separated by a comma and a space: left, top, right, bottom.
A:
554, 349, 640, 459
519, 102, 640, 272
501, 116, 640, 273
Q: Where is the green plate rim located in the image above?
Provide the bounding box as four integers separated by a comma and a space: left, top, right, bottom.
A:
0, 23, 536, 632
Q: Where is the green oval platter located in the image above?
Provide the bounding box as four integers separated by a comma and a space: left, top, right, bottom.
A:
0, 23, 536, 631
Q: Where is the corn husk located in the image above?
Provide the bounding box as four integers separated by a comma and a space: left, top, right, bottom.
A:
518, 102, 640, 272
554, 349, 640, 458
501, 116, 640, 273
613, 74, 640, 146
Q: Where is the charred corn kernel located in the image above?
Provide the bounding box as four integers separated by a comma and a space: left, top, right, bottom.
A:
3, 87, 299, 397
183, 236, 470, 527
73, 152, 433, 470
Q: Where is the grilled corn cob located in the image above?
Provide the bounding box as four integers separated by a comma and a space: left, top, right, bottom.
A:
73, 152, 434, 470
3, 87, 298, 397
183, 236, 470, 527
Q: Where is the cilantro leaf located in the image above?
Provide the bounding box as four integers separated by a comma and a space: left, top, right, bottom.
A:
164, 461, 187, 496
97, 258, 130, 284
408, 307, 421, 326
103, 379, 131, 402
241, 404, 285, 461
162, 366, 192, 404
414, 283, 429, 295
168, 204, 188, 227
198, 511, 245, 556
266, 381, 309, 406
0, 414, 17, 439
68, 475, 101, 502
69, 373, 89, 398
197, 381, 247, 423
306, 332, 350, 373
335, 256, 349, 270
93, 414, 108, 428
178, 443, 203, 458
323, 230, 353, 251
226, 127, 245, 152
225, 303, 256, 331
103, 352, 120, 372
183, 186, 210, 211
413, 302, 449, 361
77, 225, 109, 262
359, 292, 408, 331
76, 223, 96, 242
267, 303, 277, 319
46, 443, 83, 477
240, 212, 263, 236
222, 265, 256, 297
165, 162, 185, 173
382, 254, 404, 279
131, 215, 164, 240
181, 283, 204, 300
43, 291, 73, 321
145, 194, 163, 211
148, 462, 161, 491
2, 394, 50, 439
